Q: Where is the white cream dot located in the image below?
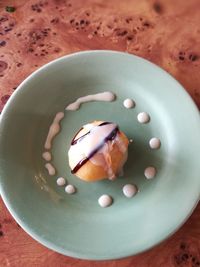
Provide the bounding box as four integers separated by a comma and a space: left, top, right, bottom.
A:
144, 166, 157, 179
56, 177, 66, 186
98, 195, 113, 208
137, 112, 150, 124
45, 163, 56, 176
123, 184, 138, 198
123, 99, 135, 109
65, 184, 76, 194
42, 151, 52, 161
149, 138, 161, 149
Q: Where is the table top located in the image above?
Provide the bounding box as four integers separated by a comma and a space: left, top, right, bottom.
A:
0, 0, 200, 266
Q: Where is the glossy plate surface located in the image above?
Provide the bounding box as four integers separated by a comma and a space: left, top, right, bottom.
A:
0, 51, 200, 260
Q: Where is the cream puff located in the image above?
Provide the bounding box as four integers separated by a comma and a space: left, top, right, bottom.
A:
68, 121, 129, 182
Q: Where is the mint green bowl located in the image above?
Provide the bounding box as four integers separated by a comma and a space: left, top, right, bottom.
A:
0, 51, 200, 260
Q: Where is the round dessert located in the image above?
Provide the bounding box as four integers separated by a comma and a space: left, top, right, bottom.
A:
68, 121, 129, 182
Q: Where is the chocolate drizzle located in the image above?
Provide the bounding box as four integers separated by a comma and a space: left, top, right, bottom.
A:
71, 127, 84, 145
71, 122, 119, 174
71, 121, 111, 145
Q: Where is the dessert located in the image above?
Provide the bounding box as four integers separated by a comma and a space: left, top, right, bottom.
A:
41, 90, 161, 207
68, 120, 129, 182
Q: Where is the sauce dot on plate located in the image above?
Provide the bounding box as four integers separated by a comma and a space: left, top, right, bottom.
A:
56, 177, 66, 186
123, 98, 135, 109
65, 184, 76, 194
144, 166, 157, 179
98, 194, 113, 208
137, 112, 150, 123
149, 138, 161, 149
42, 151, 52, 161
123, 184, 138, 198
45, 163, 56, 176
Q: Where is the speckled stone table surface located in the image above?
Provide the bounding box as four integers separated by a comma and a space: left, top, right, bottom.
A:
0, 0, 200, 266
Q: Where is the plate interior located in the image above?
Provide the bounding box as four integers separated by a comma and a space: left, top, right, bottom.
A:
0, 51, 200, 260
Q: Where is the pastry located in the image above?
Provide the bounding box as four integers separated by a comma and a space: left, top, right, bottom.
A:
68, 120, 129, 181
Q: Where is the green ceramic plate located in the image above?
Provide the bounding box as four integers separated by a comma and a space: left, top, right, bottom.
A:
0, 51, 200, 260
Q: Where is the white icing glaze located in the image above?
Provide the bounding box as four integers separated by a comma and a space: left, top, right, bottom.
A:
66, 91, 116, 111
56, 177, 66, 186
82, 123, 117, 158
123, 184, 138, 198
44, 112, 64, 149
98, 195, 113, 208
144, 166, 156, 179
115, 134, 127, 153
65, 184, 76, 194
42, 151, 52, 161
113, 149, 128, 178
69, 123, 118, 179
149, 137, 161, 149
83, 123, 95, 131
45, 163, 56, 176
123, 98, 135, 109
137, 112, 150, 124
97, 142, 116, 180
